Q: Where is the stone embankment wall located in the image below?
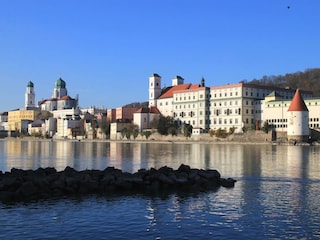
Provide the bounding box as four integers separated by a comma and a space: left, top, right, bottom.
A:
0, 164, 236, 203
132, 131, 274, 143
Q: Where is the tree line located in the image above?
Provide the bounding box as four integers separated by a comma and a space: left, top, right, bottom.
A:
246, 68, 320, 96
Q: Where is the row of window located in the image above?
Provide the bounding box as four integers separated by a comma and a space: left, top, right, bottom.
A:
173, 111, 206, 118
175, 94, 206, 101
270, 123, 320, 129
269, 118, 320, 123
212, 118, 255, 125
174, 103, 206, 109
268, 119, 288, 123
174, 107, 257, 117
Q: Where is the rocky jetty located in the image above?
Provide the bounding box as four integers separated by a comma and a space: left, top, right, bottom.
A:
0, 164, 236, 203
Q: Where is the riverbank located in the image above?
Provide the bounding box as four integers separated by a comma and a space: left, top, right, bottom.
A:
1, 130, 317, 145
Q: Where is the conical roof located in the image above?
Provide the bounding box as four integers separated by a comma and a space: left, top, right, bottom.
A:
287, 89, 308, 112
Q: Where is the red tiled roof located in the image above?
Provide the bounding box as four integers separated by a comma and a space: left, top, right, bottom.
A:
159, 84, 192, 99
287, 89, 309, 112
149, 106, 160, 114
189, 84, 201, 89
135, 106, 160, 114
60, 95, 74, 100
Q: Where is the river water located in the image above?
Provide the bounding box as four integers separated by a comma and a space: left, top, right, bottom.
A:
0, 139, 320, 239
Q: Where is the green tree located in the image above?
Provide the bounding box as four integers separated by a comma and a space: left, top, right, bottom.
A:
183, 123, 193, 137
121, 128, 127, 138
261, 121, 269, 133
157, 115, 178, 135
99, 118, 111, 137
229, 127, 236, 134
133, 129, 139, 139
142, 131, 152, 139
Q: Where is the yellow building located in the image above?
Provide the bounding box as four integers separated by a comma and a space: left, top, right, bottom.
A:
8, 109, 40, 132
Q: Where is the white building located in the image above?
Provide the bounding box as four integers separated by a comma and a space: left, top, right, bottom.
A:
133, 106, 160, 131
39, 78, 78, 111
145, 73, 314, 135
209, 83, 312, 132
172, 78, 210, 130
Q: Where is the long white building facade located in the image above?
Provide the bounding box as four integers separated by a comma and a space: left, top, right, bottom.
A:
148, 73, 314, 133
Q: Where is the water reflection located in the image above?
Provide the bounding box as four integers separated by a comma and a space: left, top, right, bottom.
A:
1, 140, 320, 239
1, 140, 320, 180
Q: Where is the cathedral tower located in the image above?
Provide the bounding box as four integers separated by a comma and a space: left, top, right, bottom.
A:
53, 77, 68, 99
25, 81, 35, 109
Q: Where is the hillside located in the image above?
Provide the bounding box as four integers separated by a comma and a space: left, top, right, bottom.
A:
122, 101, 148, 108
247, 68, 320, 97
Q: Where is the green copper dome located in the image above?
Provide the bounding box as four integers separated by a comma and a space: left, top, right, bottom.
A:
55, 77, 66, 88
27, 81, 34, 87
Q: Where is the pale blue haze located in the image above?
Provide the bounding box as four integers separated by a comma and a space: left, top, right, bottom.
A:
1, 0, 319, 111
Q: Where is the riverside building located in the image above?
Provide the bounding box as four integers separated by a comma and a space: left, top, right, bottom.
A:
146, 73, 314, 134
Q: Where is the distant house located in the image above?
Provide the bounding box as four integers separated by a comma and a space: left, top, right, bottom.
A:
107, 107, 139, 123
28, 119, 45, 135
0, 112, 8, 131
133, 106, 160, 131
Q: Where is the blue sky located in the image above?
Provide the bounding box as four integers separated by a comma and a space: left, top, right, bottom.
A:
1, 0, 319, 112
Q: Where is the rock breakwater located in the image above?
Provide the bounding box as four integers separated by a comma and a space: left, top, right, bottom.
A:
0, 164, 236, 203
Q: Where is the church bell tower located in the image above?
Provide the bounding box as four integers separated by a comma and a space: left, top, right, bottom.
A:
25, 81, 35, 109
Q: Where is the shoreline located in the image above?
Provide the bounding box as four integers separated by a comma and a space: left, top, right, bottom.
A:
0, 135, 315, 146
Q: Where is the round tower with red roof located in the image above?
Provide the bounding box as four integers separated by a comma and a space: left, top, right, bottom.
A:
287, 89, 309, 142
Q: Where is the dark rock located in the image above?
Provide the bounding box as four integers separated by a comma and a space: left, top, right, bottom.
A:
178, 164, 191, 173
16, 181, 38, 198
220, 178, 236, 188
0, 165, 236, 203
